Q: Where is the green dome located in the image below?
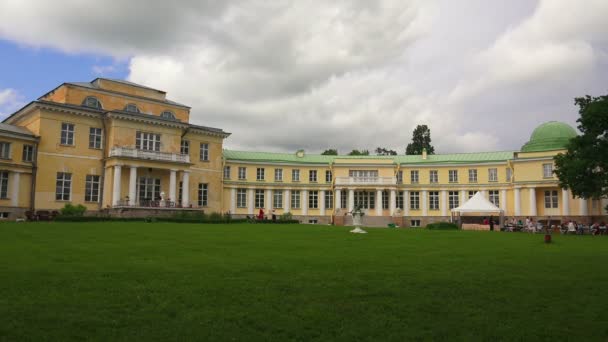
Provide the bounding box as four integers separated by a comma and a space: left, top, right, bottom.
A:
521, 121, 577, 152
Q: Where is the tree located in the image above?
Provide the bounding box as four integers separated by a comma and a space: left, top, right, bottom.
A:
554, 94, 608, 212
347, 149, 370, 156
405, 125, 435, 155
375, 147, 397, 155
321, 149, 338, 155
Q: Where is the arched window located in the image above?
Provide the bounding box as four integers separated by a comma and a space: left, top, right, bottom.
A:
82, 96, 103, 109
124, 103, 140, 113
160, 111, 176, 120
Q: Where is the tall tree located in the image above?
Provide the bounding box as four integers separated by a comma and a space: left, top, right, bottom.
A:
405, 125, 435, 155
375, 147, 397, 155
554, 94, 608, 212
347, 149, 370, 156
321, 149, 338, 155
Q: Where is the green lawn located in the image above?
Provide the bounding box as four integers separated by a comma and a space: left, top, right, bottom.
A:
1, 223, 607, 341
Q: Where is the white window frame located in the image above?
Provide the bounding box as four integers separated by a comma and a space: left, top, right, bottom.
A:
238, 167, 247, 180
448, 191, 459, 209
89, 127, 102, 149
448, 170, 458, 183
292, 169, 300, 182
544, 190, 558, 208
82, 96, 102, 109
291, 190, 301, 209
273, 190, 283, 209
411, 219, 421, 227
200, 143, 209, 161
274, 168, 283, 182
325, 191, 333, 209
325, 170, 332, 183
85, 175, 100, 202
180, 140, 189, 155
0, 142, 10, 159
237, 189, 247, 208
429, 191, 439, 210
55, 172, 72, 201
410, 170, 419, 184
136, 131, 161, 151
429, 170, 438, 183
61, 123, 75, 146
309, 170, 317, 182
382, 190, 389, 209
410, 191, 420, 210
256, 168, 265, 181
0, 171, 8, 199
22, 144, 34, 162
469, 169, 477, 183
543, 163, 553, 179
396, 170, 403, 184
223, 166, 231, 179
396, 192, 404, 209
309, 190, 319, 209
161, 111, 176, 120
198, 183, 208, 207
489, 190, 499, 206
124, 103, 140, 113
255, 189, 265, 208
488, 168, 498, 182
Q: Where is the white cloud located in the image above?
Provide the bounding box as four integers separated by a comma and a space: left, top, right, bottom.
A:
0, 88, 24, 118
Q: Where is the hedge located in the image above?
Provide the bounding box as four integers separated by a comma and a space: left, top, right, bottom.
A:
426, 222, 459, 230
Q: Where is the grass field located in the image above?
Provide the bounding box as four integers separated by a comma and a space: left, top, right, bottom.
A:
1, 223, 607, 341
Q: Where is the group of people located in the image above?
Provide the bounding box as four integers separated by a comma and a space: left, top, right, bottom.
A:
503, 217, 607, 235
256, 208, 277, 222
561, 220, 607, 235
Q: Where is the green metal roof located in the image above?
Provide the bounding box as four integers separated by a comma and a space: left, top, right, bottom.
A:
223, 150, 514, 165
521, 121, 577, 152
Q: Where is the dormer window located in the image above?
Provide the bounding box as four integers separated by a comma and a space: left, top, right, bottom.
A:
160, 111, 176, 120
82, 96, 102, 109
124, 103, 140, 113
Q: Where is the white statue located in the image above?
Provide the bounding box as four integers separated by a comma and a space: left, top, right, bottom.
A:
160, 191, 166, 207
349, 202, 367, 234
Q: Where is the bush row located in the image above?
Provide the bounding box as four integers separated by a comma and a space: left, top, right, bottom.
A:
426, 222, 459, 230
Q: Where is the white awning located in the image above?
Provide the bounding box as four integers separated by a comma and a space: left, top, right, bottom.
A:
451, 191, 502, 213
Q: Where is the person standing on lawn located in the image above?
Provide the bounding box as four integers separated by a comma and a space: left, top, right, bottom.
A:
489, 215, 494, 231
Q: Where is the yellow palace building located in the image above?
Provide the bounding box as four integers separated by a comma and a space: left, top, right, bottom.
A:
1, 78, 607, 225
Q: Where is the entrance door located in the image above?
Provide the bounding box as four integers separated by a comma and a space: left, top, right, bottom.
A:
138, 177, 160, 206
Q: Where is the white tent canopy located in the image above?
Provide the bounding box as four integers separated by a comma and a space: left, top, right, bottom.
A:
452, 191, 502, 214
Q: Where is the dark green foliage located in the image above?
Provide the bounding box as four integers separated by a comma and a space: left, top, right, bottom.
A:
347, 149, 370, 156
554, 94, 608, 212
54, 212, 245, 224
321, 149, 338, 155
279, 212, 293, 221
375, 147, 397, 155
426, 222, 459, 230
406, 124, 435, 155
59, 203, 87, 216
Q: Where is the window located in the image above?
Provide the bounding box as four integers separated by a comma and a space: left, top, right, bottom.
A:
543, 164, 553, 178
396, 170, 403, 184
55, 172, 72, 201
410, 170, 419, 184
0, 212, 8, 219
469, 169, 477, 183
544, 190, 558, 208
180, 140, 189, 155
238, 167, 247, 180
325, 191, 333, 209
274, 169, 283, 182
255, 190, 265, 208
382, 191, 389, 209
429, 170, 438, 183
448, 170, 458, 183
489, 190, 499, 207
0, 171, 8, 199
237, 189, 247, 208
138, 178, 160, 201
488, 168, 498, 182
468, 191, 476, 199
178, 182, 183, 202
429, 191, 439, 210
161, 111, 176, 120
198, 183, 208, 207
291, 190, 301, 209
411, 220, 421, 227
410, 191, 420, 210
396, 192, 404, 209
340, 192, 347, 209
223, 166, 231, 179
273, 190, 283, 209
325, 170, 332, 183
292, 169, 300, 181
256, 168, 265, 181
349, 170, 378, 180
309, 170, 317, 182
89, 127, 102, 149
136, 131, 160, 151
0, 142, 10, 159
82, 96, 102, 109
22, 145, 34, 162
200, 143, 209, 161
124, 103, 140, 113
506, 168, 512, 182
448, 191, 459, 209
354, 191, 375, 209
61, 123, 75, 145
309, 190, 319, 209
85, 175, 100, 202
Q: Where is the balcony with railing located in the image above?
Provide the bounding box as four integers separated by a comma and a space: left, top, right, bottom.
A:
109, 146, 190, 163
335, 176, 396, 186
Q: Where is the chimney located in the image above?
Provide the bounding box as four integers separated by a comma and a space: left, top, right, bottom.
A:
422, 148, 427, 160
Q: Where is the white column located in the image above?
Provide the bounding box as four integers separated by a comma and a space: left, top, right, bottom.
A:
422, 190, 428, 216
389, 189, 396, 216
403, 190, 409, 216
500, 189, 507, 212
230, 188, 236, 213
579, 198, 588, 216
460, 190, 467, 206
376, 189, 382, 216
247, 188, 254, 215
181, 171, 190, 207
562, 189, 570, 216
10, 171, 20, 207
128, 166, 137, 206
320, 190, 326, 216
112, 165, 122, 206
169, 169, 177, 204
528, 187, 537, 217
335, 189, 342, 209
302, 189, 308, 216
514, 187, 521, 216
284, 189, 290, 213
348, 189, 354, 212
266, 189, 272, 212
441, 190, 447, 216
480, 189, 487, 198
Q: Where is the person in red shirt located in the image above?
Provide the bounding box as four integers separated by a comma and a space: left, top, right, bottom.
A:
257, 208, 265, 221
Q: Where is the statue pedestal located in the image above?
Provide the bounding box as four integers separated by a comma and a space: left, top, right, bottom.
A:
349, 212, 367, 234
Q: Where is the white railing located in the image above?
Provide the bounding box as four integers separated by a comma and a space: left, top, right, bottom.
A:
109, 146, 190, 163
335, 176, 396, 186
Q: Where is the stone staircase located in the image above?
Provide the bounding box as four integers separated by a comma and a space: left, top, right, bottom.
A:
343, 215, 395, 227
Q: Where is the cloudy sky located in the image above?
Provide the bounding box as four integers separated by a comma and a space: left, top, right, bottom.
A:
0, 0, 606, 154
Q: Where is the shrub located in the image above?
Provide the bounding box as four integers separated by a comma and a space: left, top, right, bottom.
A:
59, 203, 87, 217
279, 212, 293, 221
426, 222, 459, 230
